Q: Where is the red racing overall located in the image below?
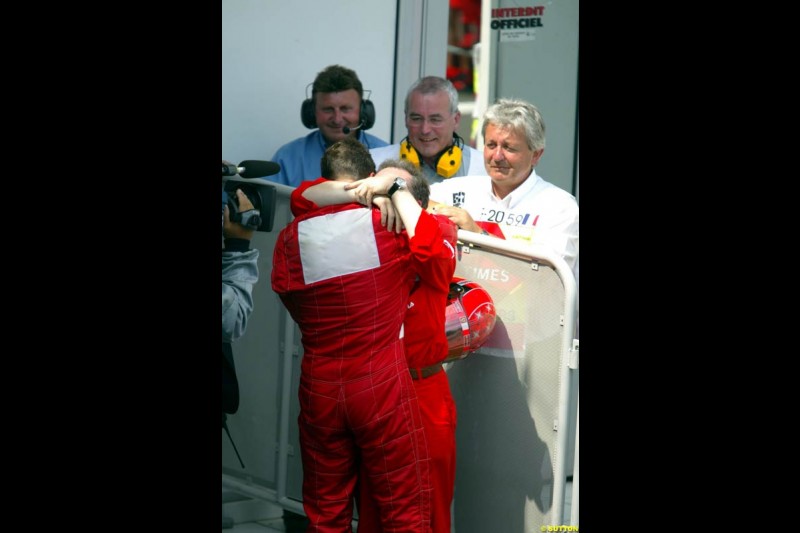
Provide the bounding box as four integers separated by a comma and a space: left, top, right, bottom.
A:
273, 192, 432, 533
356, 213, 458, 533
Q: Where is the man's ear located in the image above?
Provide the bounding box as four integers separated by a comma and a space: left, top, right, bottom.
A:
369, 171, 376, 177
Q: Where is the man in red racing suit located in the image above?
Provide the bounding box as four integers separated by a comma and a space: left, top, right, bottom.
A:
294, 156, 459, 533
273, 139, 431, 532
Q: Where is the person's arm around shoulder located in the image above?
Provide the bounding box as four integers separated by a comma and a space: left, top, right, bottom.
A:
299, 176, 402, 233
345, 169, 423, 237
300, 179, 359, 207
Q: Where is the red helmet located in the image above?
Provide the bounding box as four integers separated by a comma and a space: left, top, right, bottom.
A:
443, 277, 497, 362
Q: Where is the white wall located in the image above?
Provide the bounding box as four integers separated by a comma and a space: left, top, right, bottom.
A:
222, 0, 400, 164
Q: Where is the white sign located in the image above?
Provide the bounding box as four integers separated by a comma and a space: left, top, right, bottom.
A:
499, 30, 536, 43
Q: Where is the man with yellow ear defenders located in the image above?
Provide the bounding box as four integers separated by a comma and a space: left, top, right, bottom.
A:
370, 76, 487, 185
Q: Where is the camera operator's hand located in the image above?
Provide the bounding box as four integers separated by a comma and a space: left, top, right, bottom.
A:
223, 189, 256, 240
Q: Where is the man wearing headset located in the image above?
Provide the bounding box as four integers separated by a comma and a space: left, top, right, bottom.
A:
269, 64, 389, 188
370, 76, 486, 185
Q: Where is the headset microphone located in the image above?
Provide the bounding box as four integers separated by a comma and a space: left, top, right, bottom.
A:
342, 121, 365, 135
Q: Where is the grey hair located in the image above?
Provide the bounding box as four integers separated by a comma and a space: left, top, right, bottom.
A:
481, 98, 546, 152
404, 76, 460, 116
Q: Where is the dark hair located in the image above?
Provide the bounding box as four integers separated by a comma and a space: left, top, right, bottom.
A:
312, 65, 364, 101
378, 158, 430, 209
320, 136, 376, 180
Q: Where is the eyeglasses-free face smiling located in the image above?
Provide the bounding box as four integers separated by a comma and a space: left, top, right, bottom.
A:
315, 89, 362, 145
405, 90, 461, 165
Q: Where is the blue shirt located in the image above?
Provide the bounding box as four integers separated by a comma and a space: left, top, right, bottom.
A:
269, 130, 389, 187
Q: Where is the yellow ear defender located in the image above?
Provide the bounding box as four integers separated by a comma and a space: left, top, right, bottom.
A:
399, 135, 464, 179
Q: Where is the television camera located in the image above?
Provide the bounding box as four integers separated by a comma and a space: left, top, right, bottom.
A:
222, 160, 280, 232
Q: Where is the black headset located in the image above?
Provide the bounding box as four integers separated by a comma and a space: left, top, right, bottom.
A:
399, 134, 465, 179
301, 85, 375, 131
